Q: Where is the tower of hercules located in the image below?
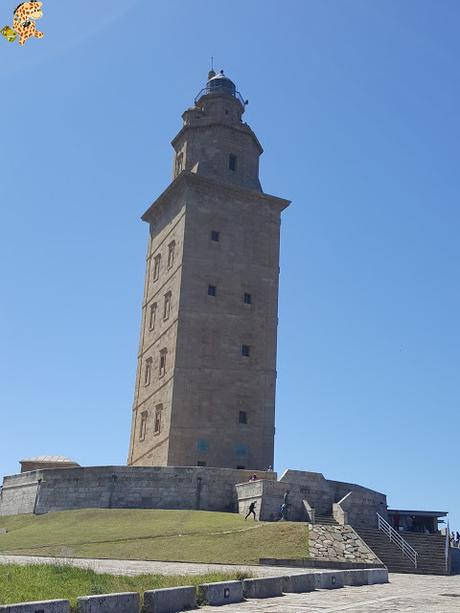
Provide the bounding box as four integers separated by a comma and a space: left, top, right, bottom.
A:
128, 70, 290, 470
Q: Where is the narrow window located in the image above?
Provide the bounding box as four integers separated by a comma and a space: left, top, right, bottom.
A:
197, 461, 207, 466
211, 230, 220, 242
208, 285, 216, 297
159, 349, 167, 378
229, 154, 237, 171
242, 344, 250, 357
139, 411, 148, 442
175, 152, 184, 177
144, 357, 153, 386
148, 302, 157, 331
239, 410, 247, 424
244, 293, 252, 305
154, 405, 162, 435
237, 465, 246, 469
167, 241, 176, 269
163, 291, 172, 321
153, 254, 161, 281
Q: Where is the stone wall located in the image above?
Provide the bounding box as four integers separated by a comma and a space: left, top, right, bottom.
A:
308, 525, 382, 565
279, 470, 387, 528
0, 471, 40, 516
236, 480, 306, 522
0, 466, 276, 517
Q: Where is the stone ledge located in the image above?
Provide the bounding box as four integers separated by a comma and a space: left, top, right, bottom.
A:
0, 600, 70, 613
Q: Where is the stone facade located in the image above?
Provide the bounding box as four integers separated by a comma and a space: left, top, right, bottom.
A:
308, 525, 381, 565
128, 71, 290, 470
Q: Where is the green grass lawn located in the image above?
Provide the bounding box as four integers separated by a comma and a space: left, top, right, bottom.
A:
0, 563, 249, 608
0, 509, 309, 565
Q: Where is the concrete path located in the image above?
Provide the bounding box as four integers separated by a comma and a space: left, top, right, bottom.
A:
200, 573, 460, 612
0, 554, 313, 577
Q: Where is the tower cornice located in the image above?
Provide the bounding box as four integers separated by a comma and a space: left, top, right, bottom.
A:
141, 171, 291, 223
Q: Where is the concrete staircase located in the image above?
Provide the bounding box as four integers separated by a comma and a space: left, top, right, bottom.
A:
355, 527, 448, 575
315, 513, 338, 526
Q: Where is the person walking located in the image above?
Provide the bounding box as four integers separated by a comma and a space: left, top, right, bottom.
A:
245, 501, 257, 520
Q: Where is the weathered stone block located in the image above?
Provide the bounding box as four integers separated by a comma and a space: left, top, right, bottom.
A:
367, 568, 389, 584
143, 586, 196, 613
242, 576, 283, 599
343, 569, 369, 586
282, 573, 316, 593
314, 571, 344, 589
198, 580, 243, 605
76, 592, 139, 613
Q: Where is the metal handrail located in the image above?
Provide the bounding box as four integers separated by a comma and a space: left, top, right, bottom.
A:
377, 513, 418, 568
194, 87, 246, 107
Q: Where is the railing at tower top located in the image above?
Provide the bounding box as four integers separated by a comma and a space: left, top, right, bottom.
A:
445, 519, 450, 574
377, 513, 418, 568
194, 87, 246, 107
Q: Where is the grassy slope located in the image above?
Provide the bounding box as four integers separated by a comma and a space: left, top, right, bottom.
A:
0, 509, 308, 565
0, 564, 249, 607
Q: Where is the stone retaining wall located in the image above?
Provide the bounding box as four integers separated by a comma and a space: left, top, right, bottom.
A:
308, 525, 381, 565
0, 466, 276, 517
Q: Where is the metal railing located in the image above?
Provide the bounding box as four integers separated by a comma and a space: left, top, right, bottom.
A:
377, 513, 418, 568
194, 87, 246, 107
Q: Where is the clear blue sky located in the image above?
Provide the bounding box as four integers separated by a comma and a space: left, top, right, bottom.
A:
1, 1, 459, 530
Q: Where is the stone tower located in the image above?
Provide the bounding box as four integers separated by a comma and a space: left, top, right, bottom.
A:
128, 70, 290, 470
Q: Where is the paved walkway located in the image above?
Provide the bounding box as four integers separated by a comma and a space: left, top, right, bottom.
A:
0, 554, 312, 577
200, 573, 460, 612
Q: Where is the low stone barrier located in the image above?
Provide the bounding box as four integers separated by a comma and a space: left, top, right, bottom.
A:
343, 569, 369, 586
242, 576, 283, 599
76, 592, 139, 613
0, 601, 69, 613
260, 557, 385, 570
367, 568, 389, 584
314, 571, 344, 589
143, 586, 196, 613
198, 580, 243, 605
282, 573, 316, 593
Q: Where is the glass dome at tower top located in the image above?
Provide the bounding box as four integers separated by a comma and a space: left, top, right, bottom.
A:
195, 70, 246, 107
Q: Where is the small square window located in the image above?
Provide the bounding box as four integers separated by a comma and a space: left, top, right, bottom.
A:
241, 344, 250, 357
197, 439, 209, 452
211, 230, 220, 242
229, 154, 237, 171
244, 293, 252, 305
208, 285, 217, 297
239, 410, 247, 424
